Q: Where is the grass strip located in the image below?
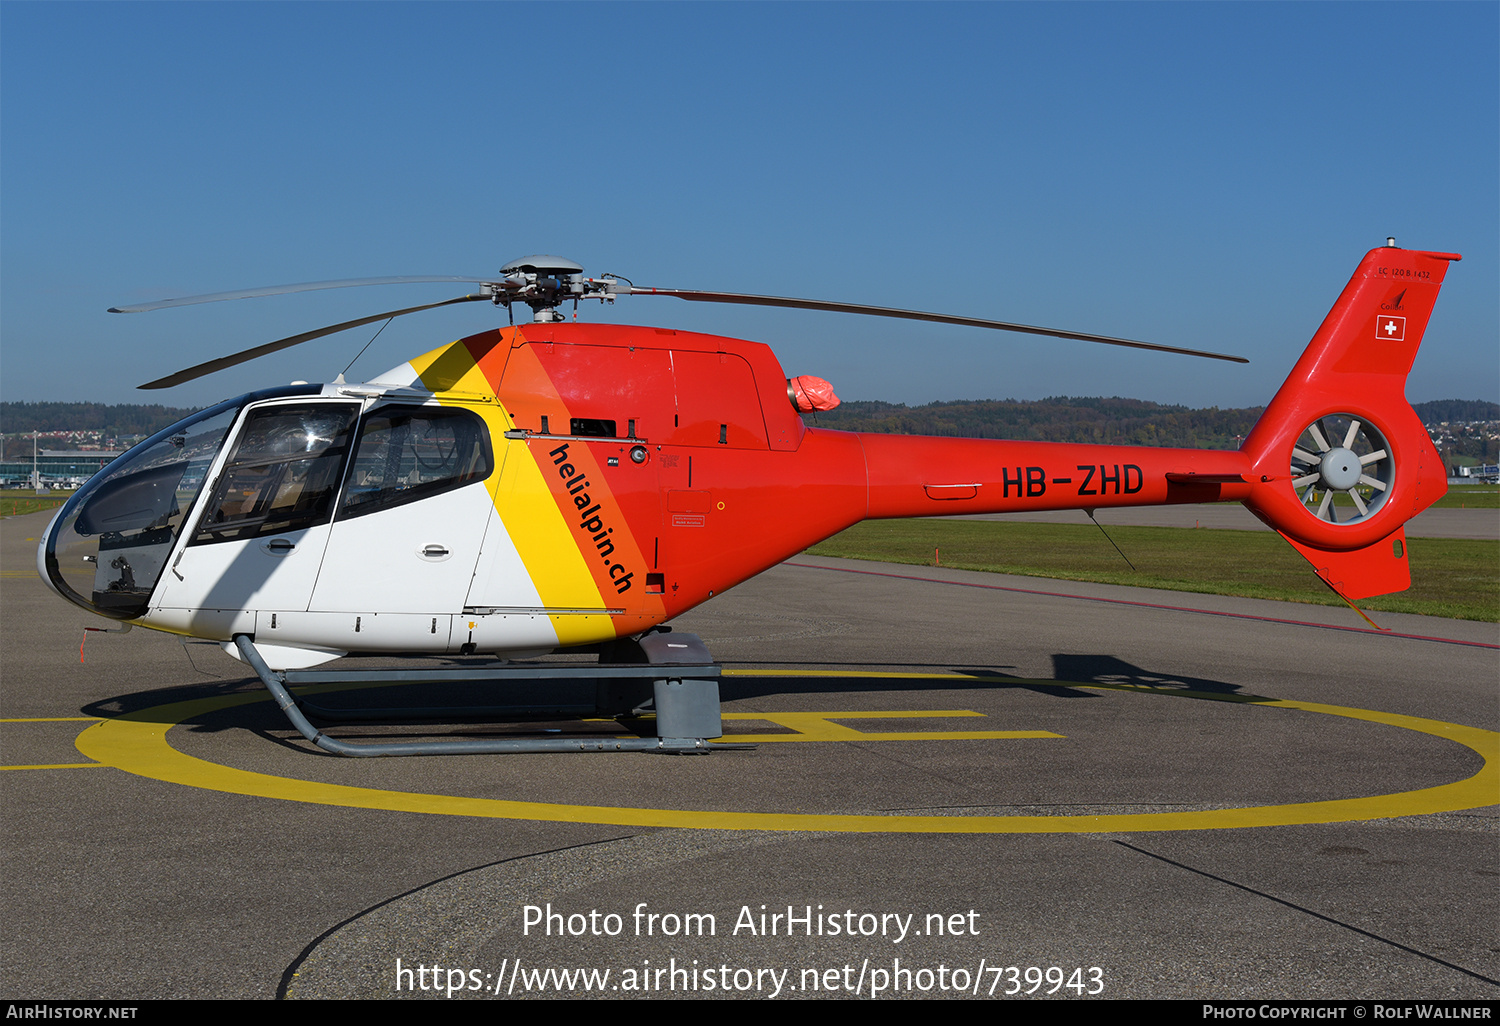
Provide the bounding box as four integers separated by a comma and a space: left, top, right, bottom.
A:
807, 519, 1498, 622
1431, 487, 1498, 509
0, 495, 69, 517
1306, 487, 1495, 509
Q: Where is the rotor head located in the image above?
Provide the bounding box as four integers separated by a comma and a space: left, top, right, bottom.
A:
498, 255, 604, 322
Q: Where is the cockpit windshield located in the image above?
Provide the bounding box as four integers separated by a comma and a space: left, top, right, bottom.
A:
40, 385, 318, 620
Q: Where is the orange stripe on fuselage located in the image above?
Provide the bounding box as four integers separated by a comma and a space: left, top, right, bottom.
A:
503, 341, 664, 633
403, 331, 627, 646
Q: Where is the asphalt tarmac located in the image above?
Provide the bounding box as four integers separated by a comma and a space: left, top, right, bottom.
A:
2, 509, 1496, 1001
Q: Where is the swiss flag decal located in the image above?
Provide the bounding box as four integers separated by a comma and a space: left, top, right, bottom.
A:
1376, 315, 1406, 341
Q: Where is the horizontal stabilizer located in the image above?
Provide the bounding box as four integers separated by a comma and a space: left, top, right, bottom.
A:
1166, 472, 1247, 485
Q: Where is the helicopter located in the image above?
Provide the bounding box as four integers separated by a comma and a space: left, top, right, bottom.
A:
37, 243, 1459, 755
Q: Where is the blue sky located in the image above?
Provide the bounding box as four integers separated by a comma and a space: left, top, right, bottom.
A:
3, 2, 1495, 412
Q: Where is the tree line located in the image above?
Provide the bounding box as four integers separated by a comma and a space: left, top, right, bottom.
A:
804, 396, 1265, 449
2, 397, 1493, 455
1, 402, 197, 437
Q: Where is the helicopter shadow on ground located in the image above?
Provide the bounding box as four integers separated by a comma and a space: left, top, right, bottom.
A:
715, 654, 1255, 703
73, 648, 579, 719
76, 653, 1260, 757
79, 670, 264, 719
76, 668, 341, 756
1048, 653, 1257, 697
78, 663, 667, 755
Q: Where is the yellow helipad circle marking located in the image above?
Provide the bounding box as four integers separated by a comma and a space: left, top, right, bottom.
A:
73, 676, 1498, 833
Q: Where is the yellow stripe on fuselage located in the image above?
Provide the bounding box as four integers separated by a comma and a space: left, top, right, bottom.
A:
495, 438, 610, 646
409, 339, 499, 396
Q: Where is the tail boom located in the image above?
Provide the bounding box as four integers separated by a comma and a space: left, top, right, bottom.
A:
842, 245, 1459, 605
854, 433, 1253, 519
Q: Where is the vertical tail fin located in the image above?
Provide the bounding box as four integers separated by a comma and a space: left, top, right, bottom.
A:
1240, 245, 1460, 600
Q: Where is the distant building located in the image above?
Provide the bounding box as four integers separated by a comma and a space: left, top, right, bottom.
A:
1453, 463, 1500, 483
0, 450, 122, 488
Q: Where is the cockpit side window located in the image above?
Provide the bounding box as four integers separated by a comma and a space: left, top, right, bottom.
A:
339, 405, 493, 520
191, 403, 359, 544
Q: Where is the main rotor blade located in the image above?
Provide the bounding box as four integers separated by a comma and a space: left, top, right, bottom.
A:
624, 287, 1249, 363
137, 294, 491, 390
111, 276, 509, 314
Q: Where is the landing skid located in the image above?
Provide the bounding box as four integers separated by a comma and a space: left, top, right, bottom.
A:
231, 632, 744, 757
